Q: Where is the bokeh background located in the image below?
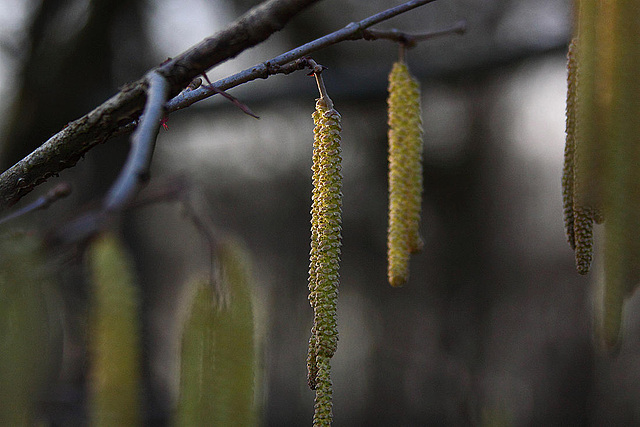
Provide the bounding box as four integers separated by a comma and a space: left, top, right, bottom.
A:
1, 0, 638, 425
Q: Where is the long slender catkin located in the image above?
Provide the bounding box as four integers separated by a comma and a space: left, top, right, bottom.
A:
570, 0, 604, 276
0, 232, 56, 426
387, 61, 424, 287
87, 232, 142, 427
566, 1, 608, 275
307, 97, 342, 426
563, 39, 578, 251
569, 0, 640, 349
574, 0, 604, 215
175, 239, 257, 426
600, 0, 640, 349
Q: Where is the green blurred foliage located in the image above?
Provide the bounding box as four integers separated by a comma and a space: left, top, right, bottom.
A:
175, 238, 257, 426
0, 231, 60, 425
87, 232, 142, 426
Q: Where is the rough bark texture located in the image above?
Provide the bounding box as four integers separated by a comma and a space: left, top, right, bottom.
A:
0, 0, 321, 210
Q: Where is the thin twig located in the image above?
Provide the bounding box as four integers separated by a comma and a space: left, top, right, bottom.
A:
362, 20, 466, 47
180, 194, 227, 306
200, 73, 260, 119
0, 0, 322, 210
127, 174, 224, 301
0, 182, 71, 226
0, 0, 440, 209
165, 0, 439, 112
124, 14, 464, 129
122, 174, 226, 305
104, 71, 169, 212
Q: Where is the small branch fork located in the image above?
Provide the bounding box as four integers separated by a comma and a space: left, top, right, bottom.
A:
42, 72, 170, 241
104, 71, 169, 212
164, 1, 460, 114
0, 0, 463, 210
198, 74, 260, 119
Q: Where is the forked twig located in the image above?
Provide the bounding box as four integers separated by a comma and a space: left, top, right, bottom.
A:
165, 0, 441, 113
0, 0, 454, 209
104, 71, 169, 212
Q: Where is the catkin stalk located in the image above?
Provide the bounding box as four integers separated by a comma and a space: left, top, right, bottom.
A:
387, 61, 424, 286
307, 96, 342, 426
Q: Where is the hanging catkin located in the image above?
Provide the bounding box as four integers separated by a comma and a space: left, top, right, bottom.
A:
563, 39, 577, 251
563, 2, 604, 275
87, 232, 142, 427
0, 232, 57, 426
566, 1, 597, 276
568, 0, 640, 348
387, 61, 424, 287
307, 94, 342, 426
564, 36, 599, 273
599, 0, 640, 349
175, 239, 257, 426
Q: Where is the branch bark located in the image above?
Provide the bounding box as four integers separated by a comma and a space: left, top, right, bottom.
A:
166, 0, 439, 112
0, 0, 439, 210
0, 0, 322, 210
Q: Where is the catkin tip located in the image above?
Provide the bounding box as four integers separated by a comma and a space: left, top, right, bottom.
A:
389, 274, 407, 288
574, 208, 595, 275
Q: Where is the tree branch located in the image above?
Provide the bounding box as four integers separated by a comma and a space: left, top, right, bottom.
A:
0, 0, 440, 210
165, 0, 439, 112
361, 20, 467, 47
0, 0, 322, 210
104, 71, 169, 212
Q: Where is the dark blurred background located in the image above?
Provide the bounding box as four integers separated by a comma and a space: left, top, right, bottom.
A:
1, 0, 638, 425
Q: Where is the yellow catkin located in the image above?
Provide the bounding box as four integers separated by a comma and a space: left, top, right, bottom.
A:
563, 38, 578, 250
387, 61, 424, 286
307, 97, 342, 426
175, 239, 257, 426
307, 104, 323, 389
569, 0, 608, 275
574, 0, 605, 213
570, 1, 599, 276
565, 36, 603, 274
313, 356, 333, 426
87, 232, 142, 427
0, 232, 57, 426
571, 0, 640, 348
599, 0, 640, 349
573, 207, 595, 275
